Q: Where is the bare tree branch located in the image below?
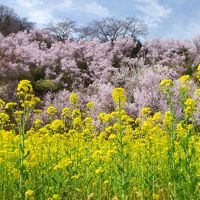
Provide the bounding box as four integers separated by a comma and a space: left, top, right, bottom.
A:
45, 17, 76, 41
76, 16, 148, 44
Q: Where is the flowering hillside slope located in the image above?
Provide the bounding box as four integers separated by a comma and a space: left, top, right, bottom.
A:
1, 30, 200, 119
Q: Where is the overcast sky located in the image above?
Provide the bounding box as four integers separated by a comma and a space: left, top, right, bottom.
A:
1, 0, 200, 39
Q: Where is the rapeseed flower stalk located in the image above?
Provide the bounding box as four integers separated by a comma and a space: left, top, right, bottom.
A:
69, 93, 79, 106
179, 75, 192, 103
46, 105, 56, 121
197, 63, 200, 81
160, 79, 175, 114
72, 108, 81, 119
111, 87, 129, 199
184, 98, 196, 118
61, 107, 70, 117
61, 107, 71, 129
0, 112, 10, 130
163, 111, 173, 127
17, 80, 33, 96
112, 88, 126, 106
16, 80, 41, 200
160, 79, 173, 94
32, 119, 43, 130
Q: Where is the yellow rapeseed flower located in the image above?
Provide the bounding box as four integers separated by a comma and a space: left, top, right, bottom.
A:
98, 113, 113, 123
61, 107, 70, 117
73, 117, 82, 127
0, 112, 10, 127
54, 158, 72, 170
47, 106, 56, 115
152, 193, 160, 200
50, 119, 65, 132
72, 108, 81, 118
0, 98, 5, 109
70, 93, 79, 105
33, 109, 42, 114
160, 79, 173, 93
197, 63, 200, 81
152, 111, 162, 121
25, 189, 34, 199
52, 194, 62, 200
163, 111, 173, 125
86, 102, 94, 109
71, 174, 82, 180
112, 88, 126, 105
5, 102, 17, 110
17, 80, 33, 93
33, 119, 43, 127
179, 75, 190, 84
184, 98, 196, 117
185, 98, 195, 107
83, 117, 93, 126
141, 107, 152, 116
135, 118, 142, 124
141, 119, 153, 131
108, 133, 117, 140
95, 167, 104, 174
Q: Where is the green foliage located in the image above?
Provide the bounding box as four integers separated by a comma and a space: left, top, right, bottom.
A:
29, 65, 45, 81
34, 79, 58, 94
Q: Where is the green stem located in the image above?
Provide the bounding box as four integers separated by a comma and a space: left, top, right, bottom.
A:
19, 105, 28, 200
118, 98, 125, 199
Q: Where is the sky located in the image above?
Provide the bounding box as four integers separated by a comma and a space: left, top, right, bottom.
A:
1, 0, 200, 40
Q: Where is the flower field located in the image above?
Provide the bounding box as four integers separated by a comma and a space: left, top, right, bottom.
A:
1, 65, 200, 199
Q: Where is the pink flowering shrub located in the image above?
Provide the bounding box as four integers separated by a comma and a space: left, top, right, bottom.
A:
0, 30, 200, 118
